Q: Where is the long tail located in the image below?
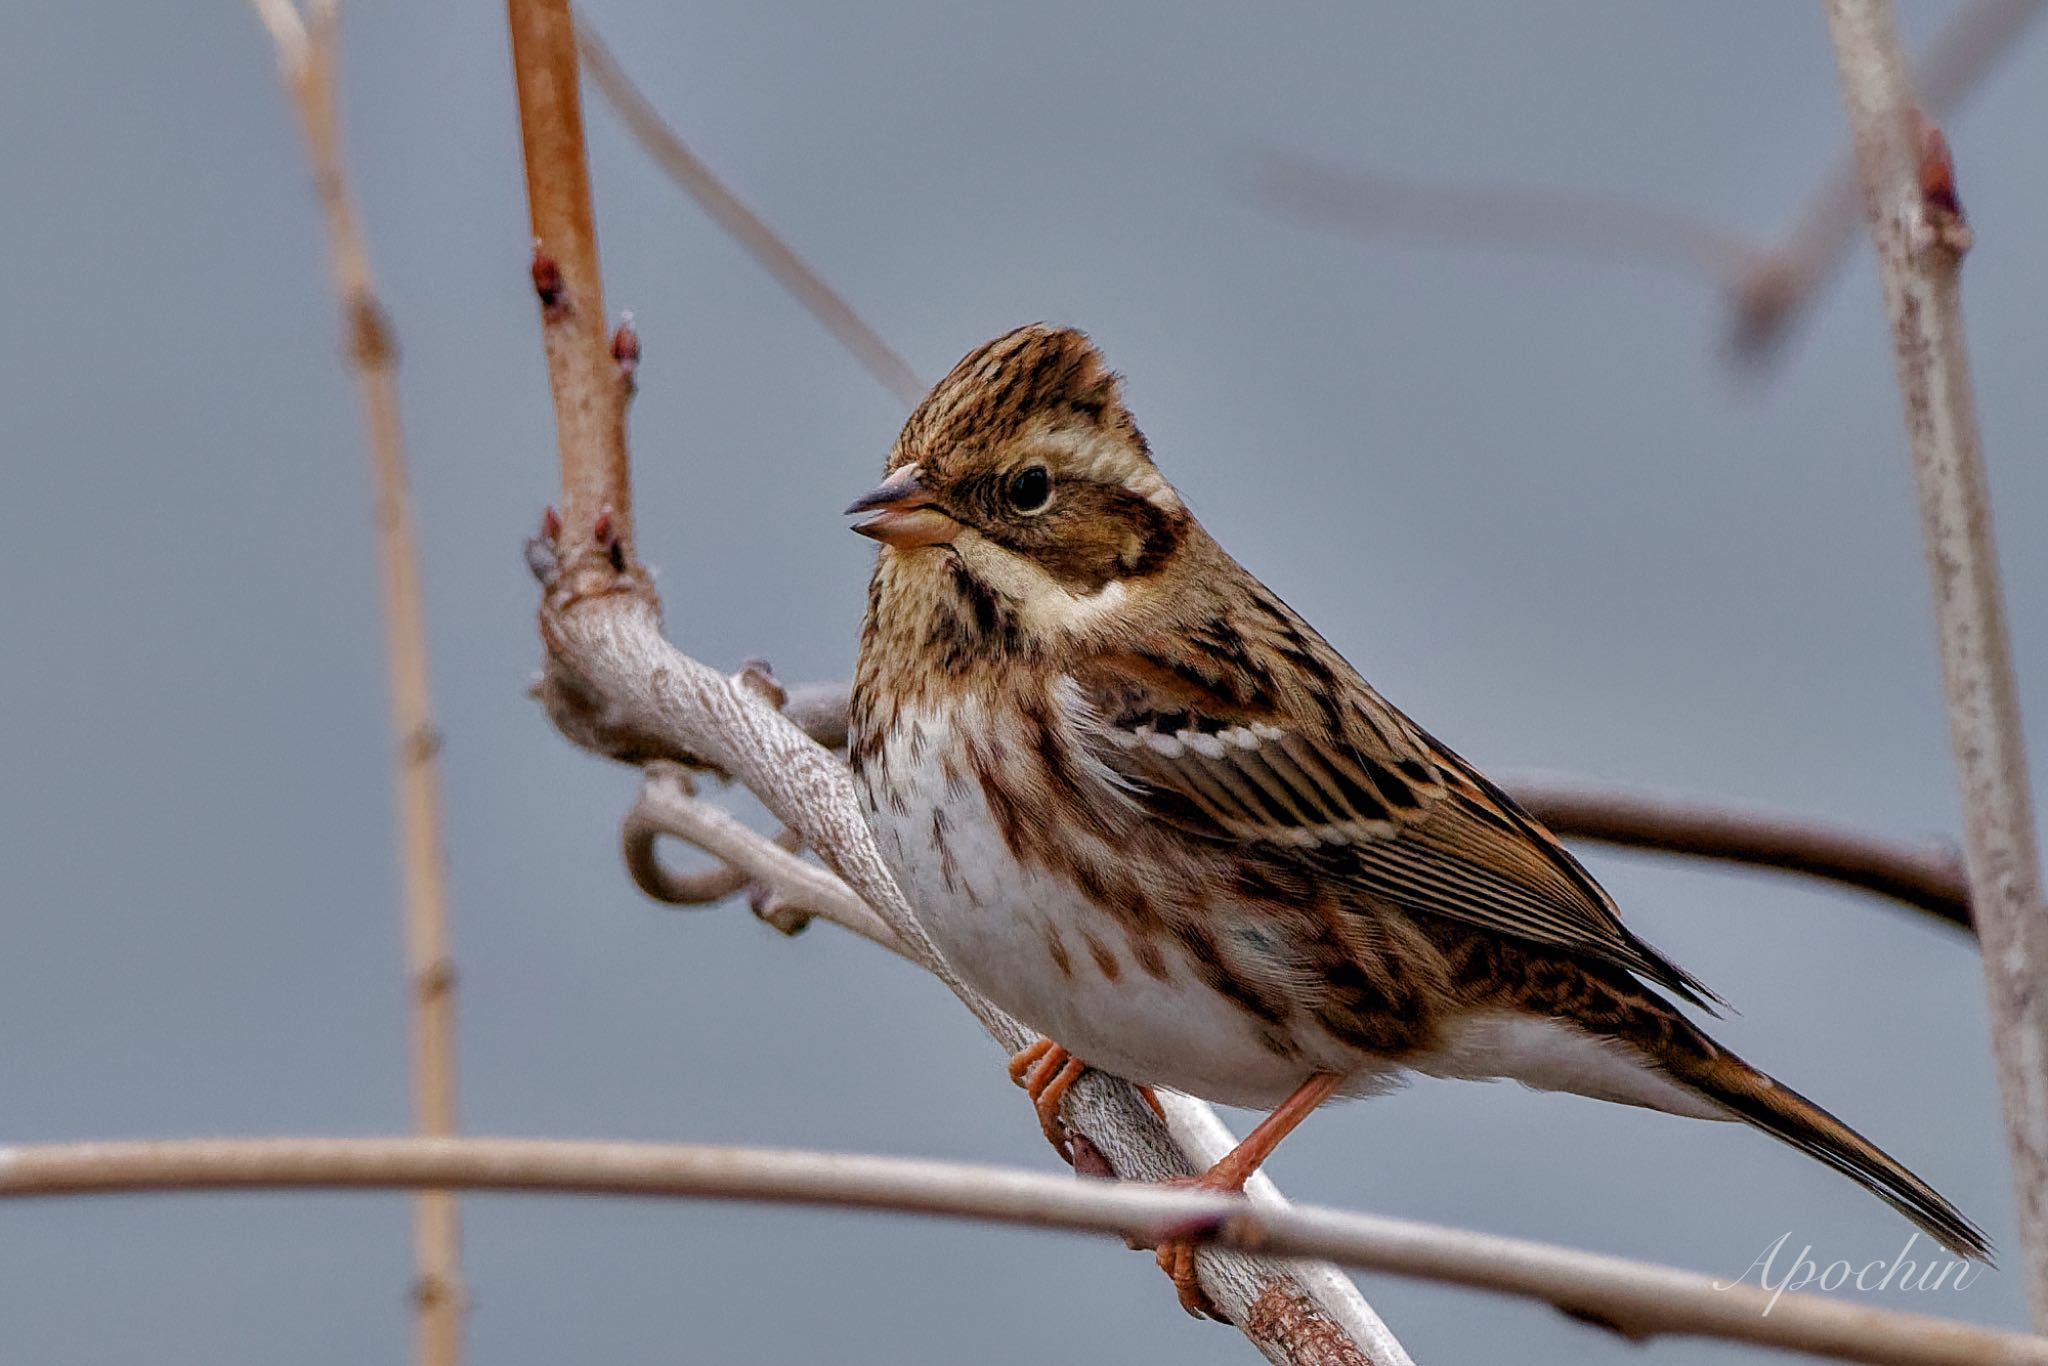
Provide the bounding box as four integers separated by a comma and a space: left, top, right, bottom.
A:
1658, 1028, 1992, 1261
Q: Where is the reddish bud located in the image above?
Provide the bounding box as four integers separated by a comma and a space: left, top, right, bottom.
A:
540, 506, 562, 542
530, 248, 565, 309
591, 505, 627, 571
1918, 122, 1961, 218
1914, 119, 1972, 255
611, 313, 641, 370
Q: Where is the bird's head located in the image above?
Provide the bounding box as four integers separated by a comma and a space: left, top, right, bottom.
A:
848, 325, 1195, 650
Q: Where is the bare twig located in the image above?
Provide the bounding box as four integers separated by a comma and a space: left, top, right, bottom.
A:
625, 765, 904, 949
246, 3, 463, 1359
508, 0, 635, 587
1256, 151, 1762, 282
506, 2, 1402, 1356
1499, 769, 1972, 930
1822, 0, 2048, 1326
5, 1136, 2043, 1366
1254, 0, 2042, 360
573, 14, 928, 410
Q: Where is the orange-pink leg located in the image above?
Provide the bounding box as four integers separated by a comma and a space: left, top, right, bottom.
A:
1007, 1038, 1089, 1162
1155, 1071, 1345, 1320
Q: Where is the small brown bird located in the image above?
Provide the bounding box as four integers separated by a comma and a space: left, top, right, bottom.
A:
846, 324, 1988, 1316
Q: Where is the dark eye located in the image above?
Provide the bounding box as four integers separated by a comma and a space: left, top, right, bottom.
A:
1007, 464, 1052, 513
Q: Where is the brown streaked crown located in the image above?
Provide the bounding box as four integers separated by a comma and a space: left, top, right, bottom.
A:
886, 323, 1153, 480
869, 324, 1190, 601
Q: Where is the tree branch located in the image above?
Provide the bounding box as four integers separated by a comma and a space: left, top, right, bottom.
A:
246, 3, 463, 1359
508, 0, 635, 586
5, 1137, 2043, 1366
531, 582, 1405, 1361
1821, 0, 2048, 1328
1499, 769, 1971, 930
505, 1, 1403, 1357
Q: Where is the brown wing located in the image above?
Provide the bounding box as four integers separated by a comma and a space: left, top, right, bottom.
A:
1067, 596, 1721, 1011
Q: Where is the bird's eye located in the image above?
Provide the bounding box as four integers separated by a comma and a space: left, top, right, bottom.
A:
1007, 464, 1053, 513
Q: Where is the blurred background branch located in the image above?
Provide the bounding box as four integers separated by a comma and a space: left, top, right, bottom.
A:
244, 2, 464, 1361
1250, 0, 2041, 364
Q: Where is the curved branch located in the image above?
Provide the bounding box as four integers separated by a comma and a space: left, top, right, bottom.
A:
624, 766, 906, 951
622, 790, 802, 908
4, 1137, 2040, 1366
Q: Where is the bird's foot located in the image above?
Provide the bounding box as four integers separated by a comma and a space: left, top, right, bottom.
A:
1006, 1038, 1088, 1162
1152, 1171, 1239, 1322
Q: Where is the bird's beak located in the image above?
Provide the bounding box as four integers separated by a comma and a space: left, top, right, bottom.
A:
845, 464, 959, 548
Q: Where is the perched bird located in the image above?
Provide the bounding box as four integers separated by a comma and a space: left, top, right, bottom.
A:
845, 323, 1988, 1317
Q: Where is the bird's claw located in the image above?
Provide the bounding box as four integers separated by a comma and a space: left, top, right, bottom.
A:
1150, 1175, 1233, 1321
1007, 1038, 1088, 1163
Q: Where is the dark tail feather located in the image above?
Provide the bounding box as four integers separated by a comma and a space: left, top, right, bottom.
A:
1673, 1044, 1992, 1261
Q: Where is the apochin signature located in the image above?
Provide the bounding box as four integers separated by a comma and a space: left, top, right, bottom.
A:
1716, 1232, 1985, 1314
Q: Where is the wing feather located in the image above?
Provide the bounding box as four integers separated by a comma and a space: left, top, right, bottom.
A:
1066, 603, 1722, 1011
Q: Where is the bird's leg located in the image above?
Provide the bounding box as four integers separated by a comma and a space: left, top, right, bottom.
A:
1154, 1071, 1344, 1321
1007, 1038, 1089, 1162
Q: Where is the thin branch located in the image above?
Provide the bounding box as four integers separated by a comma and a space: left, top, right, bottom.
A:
505, 2, 1402, 1357
1499, 769, 1972, 930
508, 0, 634, 582
624, 764, 906, 951
572, 13, 928, 410
5, 1137, 2043, 1366
1822, 0, 2048, 1328
1255, 151, 1763, 282
1252, 0, 2042, 360
246, 3, 463, 1359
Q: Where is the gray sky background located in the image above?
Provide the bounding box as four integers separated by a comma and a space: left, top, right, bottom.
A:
3, 2, 2045, 1362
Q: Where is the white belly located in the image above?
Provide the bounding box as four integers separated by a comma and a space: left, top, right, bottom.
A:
857, 701, 1726, 1121
858, 702, 1355, 1107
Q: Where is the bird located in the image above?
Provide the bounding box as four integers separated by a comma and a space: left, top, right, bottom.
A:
843, 322, 1989, 1318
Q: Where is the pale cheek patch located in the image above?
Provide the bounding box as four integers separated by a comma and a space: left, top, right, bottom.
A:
1029, 577, 1131, 635
952, 535, 1134, 641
